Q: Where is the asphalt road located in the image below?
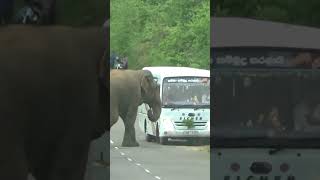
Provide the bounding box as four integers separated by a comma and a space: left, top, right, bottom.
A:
110, 119, 210, 180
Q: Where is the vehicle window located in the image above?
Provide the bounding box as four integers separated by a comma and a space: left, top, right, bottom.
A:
212, 49, 320, 146
162, 77, 210, 108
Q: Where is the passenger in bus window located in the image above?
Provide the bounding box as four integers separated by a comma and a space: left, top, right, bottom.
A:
164, 89, 175, 105
189, 95, 199, 105
253, 113, 266, 128
293, 94, 320, 131
267, 107, 286, 132
168, 85, 184, 105
310, 104, 320, 123
252, 108, 285, 132
201, 92, 210, 104
290, 52, 312, 68
312, 56, 320, 69
251, 78, 287, 132
291, 52, 320, 69
251, 108, 284, 131
239, 76, 264, 127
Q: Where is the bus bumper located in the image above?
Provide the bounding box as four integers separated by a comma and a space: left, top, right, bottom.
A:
160, 129, 210, 138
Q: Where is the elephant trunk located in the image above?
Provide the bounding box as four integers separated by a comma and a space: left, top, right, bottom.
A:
147, 101, 161, 122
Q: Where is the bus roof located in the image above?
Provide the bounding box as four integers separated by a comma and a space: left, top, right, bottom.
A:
142, 66, 210, 78
211, 17, 320, 50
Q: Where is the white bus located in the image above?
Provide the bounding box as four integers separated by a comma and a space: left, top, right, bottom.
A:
212, 17, 320, 180
137, 66, 210, 145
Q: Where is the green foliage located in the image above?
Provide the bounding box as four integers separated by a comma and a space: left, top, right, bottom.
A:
214, 0, 320, 28
111, 0, 210, 69
182, 117, 195, 129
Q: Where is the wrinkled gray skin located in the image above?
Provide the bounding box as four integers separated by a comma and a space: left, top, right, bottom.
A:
0, 25, 108, 180
110, 69, 161, 147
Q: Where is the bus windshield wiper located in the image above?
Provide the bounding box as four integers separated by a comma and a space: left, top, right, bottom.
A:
168, 105, 179, 111
269, 147, 285, 155
162, 104, 179, 110
171, 107, 177, 111
194, 105, 209, 110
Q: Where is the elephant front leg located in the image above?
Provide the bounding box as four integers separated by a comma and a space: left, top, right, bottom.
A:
121, 108, 139, 147
122, 122, 139, 147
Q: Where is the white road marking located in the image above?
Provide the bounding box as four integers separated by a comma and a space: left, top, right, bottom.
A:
111, 139, 163, 180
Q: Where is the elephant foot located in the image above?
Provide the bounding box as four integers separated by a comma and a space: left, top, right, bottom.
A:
121, 140, 139, 147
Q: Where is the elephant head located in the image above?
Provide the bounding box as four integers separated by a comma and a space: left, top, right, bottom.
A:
140, 70, 161, 122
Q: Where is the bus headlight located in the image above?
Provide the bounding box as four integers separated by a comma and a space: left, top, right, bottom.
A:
162, 118, 175, 131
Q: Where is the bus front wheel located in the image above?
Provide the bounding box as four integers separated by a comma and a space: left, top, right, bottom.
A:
156, 124, 168, 145
144, 120, 153, 142
159, 137, 168, 145
145, 134, 153, 142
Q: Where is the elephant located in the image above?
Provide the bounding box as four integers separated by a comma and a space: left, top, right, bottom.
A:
110, 69, 161, 147
0, 24, 108, 180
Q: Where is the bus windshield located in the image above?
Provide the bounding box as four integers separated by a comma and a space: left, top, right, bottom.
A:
162, 76, 210, 108
212, 48, 320, 147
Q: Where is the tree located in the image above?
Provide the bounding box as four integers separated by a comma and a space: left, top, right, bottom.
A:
111, 0, 210, 69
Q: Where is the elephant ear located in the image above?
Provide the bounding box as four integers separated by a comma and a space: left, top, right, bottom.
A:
140, 70, 155, 100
